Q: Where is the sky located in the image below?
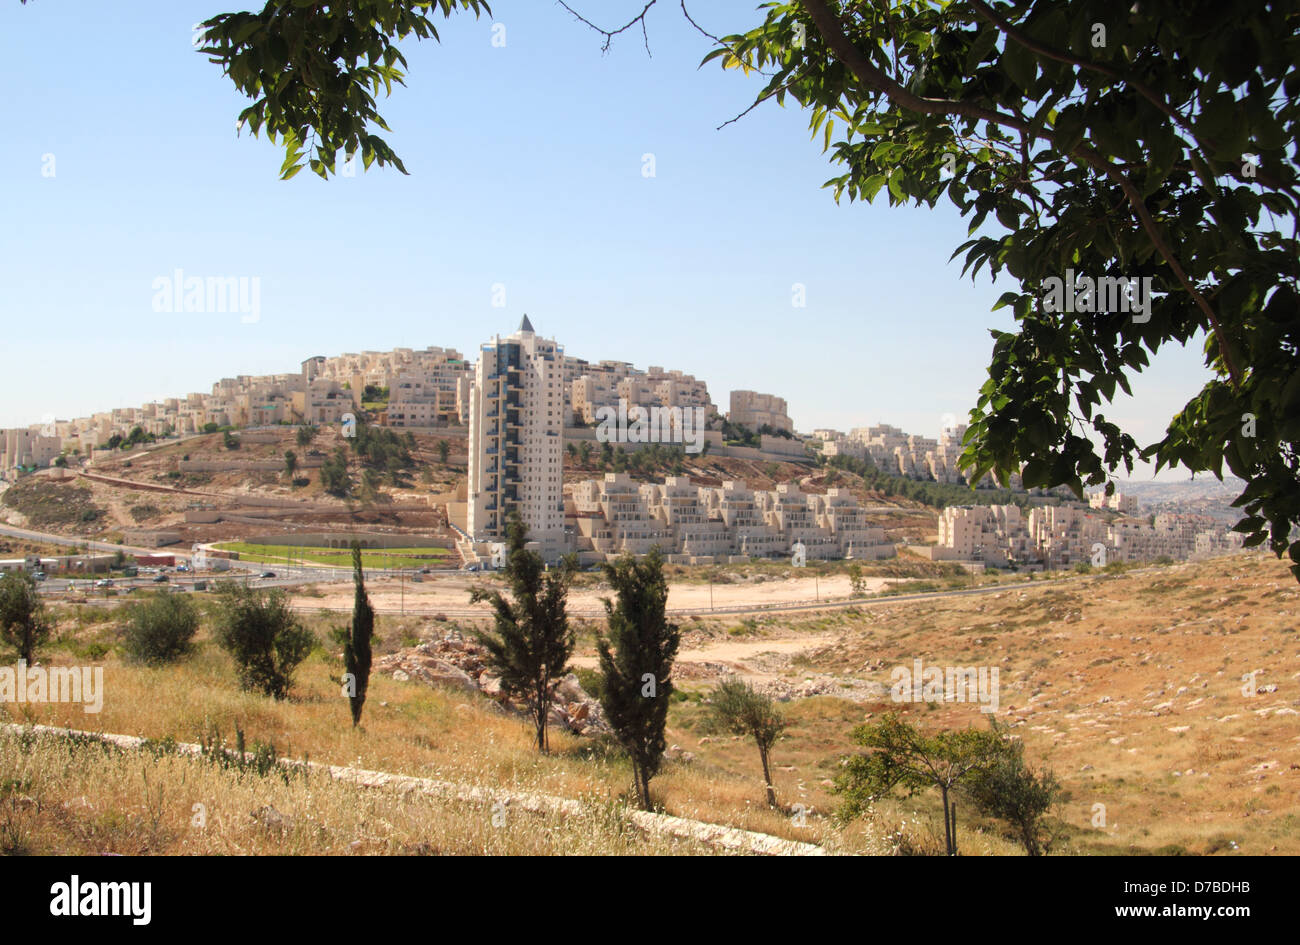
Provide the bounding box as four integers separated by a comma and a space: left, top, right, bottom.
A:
0, 0, 1213, 478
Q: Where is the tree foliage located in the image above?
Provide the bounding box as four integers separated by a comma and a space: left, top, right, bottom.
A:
332, 543, 376, 727
320, 446, 352, 497
469, 514, 576, 753
708, 677, 787, 808
834, 712, 1005, 855
596, 548, 680, 811
0, 571, 52, 664
214, 584, 316, 699
195, 0, 491, 180
121, 589, 200, 666
961, 720, 1062, 855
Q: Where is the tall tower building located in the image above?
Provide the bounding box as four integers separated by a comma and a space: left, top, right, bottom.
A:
467, 317, 566, 559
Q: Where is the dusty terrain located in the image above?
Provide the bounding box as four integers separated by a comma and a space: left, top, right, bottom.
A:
291, 571, 904, 616
652, 552, 1300, 854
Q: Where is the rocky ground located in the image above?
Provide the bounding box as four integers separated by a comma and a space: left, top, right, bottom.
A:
375, 626, 611, 737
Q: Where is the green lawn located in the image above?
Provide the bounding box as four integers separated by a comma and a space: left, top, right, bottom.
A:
212, 541, 453, 570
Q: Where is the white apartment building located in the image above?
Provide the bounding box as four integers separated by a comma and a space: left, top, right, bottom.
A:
1089, 490, 1140, 514
729, 390, 793, 434
568, 474, 894, 562
0, 428, 62, 478
466, 317, 566, 559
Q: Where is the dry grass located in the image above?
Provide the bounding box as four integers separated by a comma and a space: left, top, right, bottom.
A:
724, 553, 1300, 855
3, 611, 841, 850
6, 551, 1294, 856
0, 730, 714, 855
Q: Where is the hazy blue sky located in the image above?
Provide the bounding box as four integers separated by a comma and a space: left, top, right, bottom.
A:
0, 0, 1211, 478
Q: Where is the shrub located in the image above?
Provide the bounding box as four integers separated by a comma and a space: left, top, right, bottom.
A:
213, 585, 315, 699
121, 590, 200, 665
573, 667, 605, 701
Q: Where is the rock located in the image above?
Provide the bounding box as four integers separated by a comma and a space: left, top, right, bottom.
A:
250, 805, 290, 831
479, 672, 505, 699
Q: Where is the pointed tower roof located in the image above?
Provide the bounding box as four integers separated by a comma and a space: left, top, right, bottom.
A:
518, 314, 535, 334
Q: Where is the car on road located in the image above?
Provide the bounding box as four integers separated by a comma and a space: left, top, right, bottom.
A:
152, 574, 168, 583
176, 563, 190, 572
94, 578, 114, 588
259, 571, 277, 579
32, 571, 46, 581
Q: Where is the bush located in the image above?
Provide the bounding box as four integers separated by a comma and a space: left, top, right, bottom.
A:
573, 666, 605, 701
121, 591, 199, 665
213, 585, 316, 699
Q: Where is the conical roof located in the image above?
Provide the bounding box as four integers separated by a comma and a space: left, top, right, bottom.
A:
518, 314, 535, 333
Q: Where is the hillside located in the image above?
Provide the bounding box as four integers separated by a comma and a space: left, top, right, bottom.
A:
6, 550, 1293, 855
3, 426, 940, 548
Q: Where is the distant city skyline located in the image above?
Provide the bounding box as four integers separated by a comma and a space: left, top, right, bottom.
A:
0, 0, 1213, 479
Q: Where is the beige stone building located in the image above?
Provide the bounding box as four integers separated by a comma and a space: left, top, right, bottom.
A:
466, 317, 566, 559
729, 390, 793, 434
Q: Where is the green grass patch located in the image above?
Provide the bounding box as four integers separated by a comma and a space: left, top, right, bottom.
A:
212, 541, 452, 570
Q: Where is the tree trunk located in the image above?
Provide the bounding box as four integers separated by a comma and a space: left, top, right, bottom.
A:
1023, 825, 1040, 857
759, 745, 776, 808
950, 799, 958, 856
940, 785, 954, 856
637, 764, 652, 812
536, 683, 549, 754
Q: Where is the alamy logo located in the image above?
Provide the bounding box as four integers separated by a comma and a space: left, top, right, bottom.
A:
1041, 270, 1155, 322
594, 399, 706, 454
151, 268, 261, 323
890, 658, 999, 714
0, 660, 103, 713
50, 875, 151, 925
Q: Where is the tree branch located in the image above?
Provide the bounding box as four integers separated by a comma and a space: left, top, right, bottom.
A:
797, 0, 1243, 387
557, 0, 656, 56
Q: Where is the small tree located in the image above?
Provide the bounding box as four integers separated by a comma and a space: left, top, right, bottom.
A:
437, 439, 450, 464
0, 571, 51, 663
331, 543, 375, 727
121, 590, 200, 665
214, 584, 315, 699
708, 677, 786, 807
847, 562, 868, 597
834, 713, 1003, 856
578, 441, 592, 466
469, 515, 576, 753
321, 447, 352, 497
295, 424, 317, 448
962, 722, 1061, 856
597, 548, 680, 811
284, 449, 298, 480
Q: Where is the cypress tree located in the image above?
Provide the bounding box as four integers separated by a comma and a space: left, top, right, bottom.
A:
597, 548, 680, 811
342, 542, 375, 726
470, 514, 576, 753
